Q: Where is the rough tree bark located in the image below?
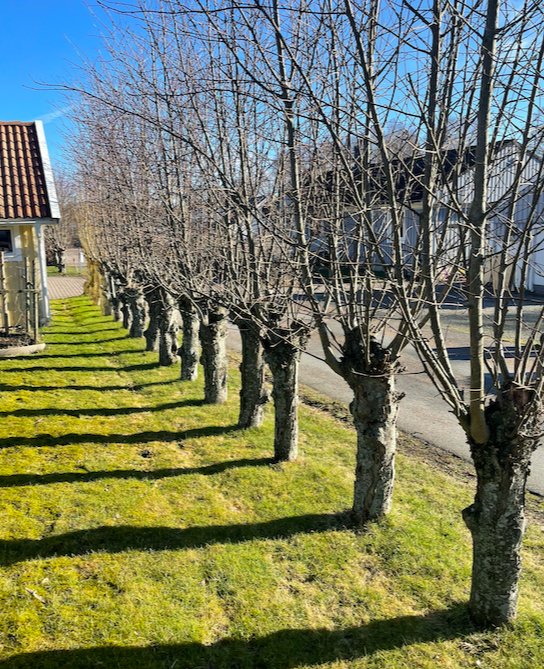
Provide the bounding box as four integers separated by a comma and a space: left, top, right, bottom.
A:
463, 394, 537, 627
125, 287, 146, 339
120, 290, 132, 332
143, 286, 161, 352
199, 306, 228, 403
179, 297, 199, 381
321, 328, 401, 525
158, 292, 179, 366
100, 271, 113, 317
264, 336, 302, 462
349, 369, 399, 524
237, 320, 268, 428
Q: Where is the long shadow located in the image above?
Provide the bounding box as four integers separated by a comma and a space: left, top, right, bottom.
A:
0, 398, 204, 419
0, 512, 347, 567
30, 351, 152, 361
43, 327, 122, 335
44, 334, 130, 344
0, 457, 273, 488
0, 605, 472, 668
0, 362, 157, 373
0, 424, 238, 449
0, 379, 178, 393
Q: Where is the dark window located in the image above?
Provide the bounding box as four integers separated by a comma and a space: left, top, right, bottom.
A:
0, 230, 13, 253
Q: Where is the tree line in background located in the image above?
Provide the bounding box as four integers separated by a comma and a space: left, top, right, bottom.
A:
55, 0, 544, 629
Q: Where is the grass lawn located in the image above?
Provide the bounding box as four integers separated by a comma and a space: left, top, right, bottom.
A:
0, 296, 542, 668
46, 266, 87, 277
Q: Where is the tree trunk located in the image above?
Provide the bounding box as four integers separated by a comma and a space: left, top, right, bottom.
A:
101, 273, 113, 317
199, 307, 228, 404
120, 292, 132, 332
56, 249, 66, 274
126, 288, 146, 339
238, 321, 268, 428
264, 340, 300, 462
109, 275, 122, 322
179, 298, 199, 381
349, 372, 398, 525
158, 295, 179, 366
143, 288, 161, 352
463, 400, 534, 627
112, 296, 122, 323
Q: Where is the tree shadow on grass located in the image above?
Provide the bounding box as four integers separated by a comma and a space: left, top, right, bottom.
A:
0, 398, 205, 419
0, 457, 274, 488
0, 424, 238, 449
43, 327, 122, 335
0, 362, 158, 373
44, 333, 130, 345
31, 350, 141, 360
0, 604, 472, 668
0, 379, 179, 393
0, 512, 350, 567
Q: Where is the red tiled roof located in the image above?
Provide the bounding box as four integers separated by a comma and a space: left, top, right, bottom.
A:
0, 121, 51, 220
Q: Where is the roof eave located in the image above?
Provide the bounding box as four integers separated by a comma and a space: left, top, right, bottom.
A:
34, 120, 61, 219
0, 217, 60, 225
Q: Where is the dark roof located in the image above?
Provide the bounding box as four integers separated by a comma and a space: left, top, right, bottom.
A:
0, 121, 52, 220
330, 140, 517, 205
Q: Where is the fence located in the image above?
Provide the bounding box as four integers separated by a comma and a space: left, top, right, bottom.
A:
0, 251, 40, 341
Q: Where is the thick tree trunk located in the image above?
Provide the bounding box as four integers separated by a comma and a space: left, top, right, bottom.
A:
238, 322, 268, 428
143, 288, 161, 352
264, 340, 300, 462
179, 298, 199, 381
463, 399, 534, 627
126, 288, 146, 339
349, 373, 398, 525
158, 295, 179, 366
199, 307, 228, 404
144, 287, 163, 351
101, 274, 113, 317
109, 276, 122, 322
111, 296, 122, 323
120, 293, 132, 332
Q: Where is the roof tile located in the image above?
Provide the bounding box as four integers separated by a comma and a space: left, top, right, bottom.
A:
0, 121, 51, 220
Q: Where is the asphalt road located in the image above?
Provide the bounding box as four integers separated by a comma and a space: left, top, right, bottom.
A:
228, 325, 544, 496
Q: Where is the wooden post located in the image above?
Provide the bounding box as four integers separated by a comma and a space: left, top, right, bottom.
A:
24, 257, 31, 335
0, 251, 9, 335
31, 259, 39, 343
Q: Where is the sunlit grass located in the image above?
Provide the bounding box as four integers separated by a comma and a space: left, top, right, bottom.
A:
0, 295, 542, 668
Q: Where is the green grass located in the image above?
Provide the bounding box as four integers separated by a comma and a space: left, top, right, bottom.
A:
46, 266, 86, 277
0, 295, 542, 668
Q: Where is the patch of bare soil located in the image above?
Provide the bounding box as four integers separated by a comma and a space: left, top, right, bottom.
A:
0, 333, 35, 349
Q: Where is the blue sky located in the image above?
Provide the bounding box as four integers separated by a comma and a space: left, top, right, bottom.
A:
1, 0, 104, 168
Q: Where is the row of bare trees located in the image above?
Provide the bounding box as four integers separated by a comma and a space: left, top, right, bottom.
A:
60, 0, 544, 629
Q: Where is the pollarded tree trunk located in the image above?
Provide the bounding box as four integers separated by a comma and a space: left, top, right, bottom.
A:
109, 275, 122, 322
199, 307, 228, 404
349, 372, 399, 525
143, 287, 161, 352
101, 273, 113, 317
264, 339, 300, 462
179, 298, 199, 381
112, 296, 122, 322
462, 397, 536, 627
158, 294, 179, 366
126, 288, 147, 339
334, 332, 401, 524
120, 292, 132, 332
238, 320, 268, 428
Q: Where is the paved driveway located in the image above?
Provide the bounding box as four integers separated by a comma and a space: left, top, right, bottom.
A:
47, 276, 85, 300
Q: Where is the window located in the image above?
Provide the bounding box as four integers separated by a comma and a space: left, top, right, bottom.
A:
0, 230, 13, 253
